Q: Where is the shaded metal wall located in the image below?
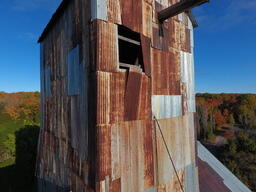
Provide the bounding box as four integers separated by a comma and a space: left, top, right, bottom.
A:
37, 0, 198, 191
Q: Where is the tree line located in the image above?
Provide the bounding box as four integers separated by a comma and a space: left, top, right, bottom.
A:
196, 93, 256, 141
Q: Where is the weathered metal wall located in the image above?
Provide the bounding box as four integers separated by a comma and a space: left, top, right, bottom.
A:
37, 0, 95, 191
37, 0, 198, 191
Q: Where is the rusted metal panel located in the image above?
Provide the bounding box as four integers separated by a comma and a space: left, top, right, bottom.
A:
124, 71, 142, 121
119, 120, 145, 191
143, 120, 155, 190
109, 72, 126, 123
152, 95, 182, 119
154, 115, 195, 185
91, 0, 108, 21
152, 48, 181, 95
157, 169, 184, 192
107, 0, 122, 24
142, 1, 153, 38
111, 123, 121, 180
181, 25, 191, 53
91, 20, 119, 72
96, 71, 111, 124
145, 0, 153, 5
97, 125, 111, 181
120, 0, 142, 33
96, 71, 126, 124
141, 35, 152, 76
138, 74, 152, 120
152, 24, 162, 50
169, 19, 181, 50
110, 178, 121, 192
38, 0, 199, 190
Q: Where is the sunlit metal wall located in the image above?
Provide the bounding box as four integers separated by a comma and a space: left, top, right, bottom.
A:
37, 0, 199, 191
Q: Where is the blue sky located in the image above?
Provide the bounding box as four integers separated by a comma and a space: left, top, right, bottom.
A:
0, 0, 255, 93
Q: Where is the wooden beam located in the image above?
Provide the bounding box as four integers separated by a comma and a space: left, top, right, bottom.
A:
158, 0, 209, 22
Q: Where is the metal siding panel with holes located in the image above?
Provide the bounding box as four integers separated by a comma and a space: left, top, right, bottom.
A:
67, 46, 80, 95
152, 95, 182, 119
91, 0, 108, 21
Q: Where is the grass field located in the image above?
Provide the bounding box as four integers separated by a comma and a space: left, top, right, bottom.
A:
0, 113, 25, 167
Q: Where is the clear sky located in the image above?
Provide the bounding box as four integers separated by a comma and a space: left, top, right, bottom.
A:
0, 0, 255, 93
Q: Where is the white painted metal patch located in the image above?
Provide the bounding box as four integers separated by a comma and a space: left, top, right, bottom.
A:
152, 95, 182, 119
91, 0, 108, 21
180, 51, 196, 113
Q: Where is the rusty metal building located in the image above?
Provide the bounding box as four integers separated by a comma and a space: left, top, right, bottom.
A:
36, 0, 203, 191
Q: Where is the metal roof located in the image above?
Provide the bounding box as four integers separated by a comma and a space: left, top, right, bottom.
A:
197, 141, 252, 192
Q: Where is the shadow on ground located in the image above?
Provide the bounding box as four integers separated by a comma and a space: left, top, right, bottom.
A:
0, 125, 39, 192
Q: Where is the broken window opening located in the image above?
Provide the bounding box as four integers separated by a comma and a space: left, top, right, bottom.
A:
118, 25, 144, 72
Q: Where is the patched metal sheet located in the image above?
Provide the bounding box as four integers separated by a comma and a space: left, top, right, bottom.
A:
157, 169, 185, 191
67, 46, 80, 95
152, 95, 182, 119
154, 115, 195, 185
96, 71, 126, 124
107, 0, 121, 24
152, 48, 181, 95
91, 0, 108, 21
142, 1, 153, 38
180, 51, 195, 113
97, 125, 111, 181
91, 20, 119, 72
120, 0, 142, 33
124, 71, 142, 121
141, 35, 151, 77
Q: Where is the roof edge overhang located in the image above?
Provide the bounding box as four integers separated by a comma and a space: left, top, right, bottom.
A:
38, 0, 70, 43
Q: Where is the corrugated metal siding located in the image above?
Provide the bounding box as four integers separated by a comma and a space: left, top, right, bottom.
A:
91, 20, 119, 72
107, 0, 122, 24
152, 95, 182, 119
38, 0, 199, 191
120, 0, 142, 33
37, 0, 93, 191
152, 48, 181, 95
154, 114, 196, 186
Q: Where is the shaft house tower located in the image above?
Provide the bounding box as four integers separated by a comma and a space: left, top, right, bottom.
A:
37, 0, 206, 191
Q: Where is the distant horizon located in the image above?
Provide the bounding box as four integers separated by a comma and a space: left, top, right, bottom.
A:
1, 90, 256, 94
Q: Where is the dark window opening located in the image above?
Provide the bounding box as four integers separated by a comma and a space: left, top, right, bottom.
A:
118, 25, 144, 72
